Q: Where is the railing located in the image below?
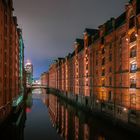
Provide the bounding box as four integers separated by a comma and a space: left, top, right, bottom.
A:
27, 84, 47, 89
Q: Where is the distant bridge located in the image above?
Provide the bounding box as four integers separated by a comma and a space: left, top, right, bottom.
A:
27, 84, 47, 89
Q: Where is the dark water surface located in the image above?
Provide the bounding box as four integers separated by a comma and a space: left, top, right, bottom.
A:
0, 89, 139, 140
24, 90, 62, 140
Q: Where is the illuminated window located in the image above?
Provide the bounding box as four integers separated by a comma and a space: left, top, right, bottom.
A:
130, 63, 137, 72
130, 94, 136, 105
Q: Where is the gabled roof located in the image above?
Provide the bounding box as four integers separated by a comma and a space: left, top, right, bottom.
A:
75, 39, 84, 53
75, 39, 84, 46
115, 12, 126, 29
84, 28, 99, 36
105, 18, 115, 35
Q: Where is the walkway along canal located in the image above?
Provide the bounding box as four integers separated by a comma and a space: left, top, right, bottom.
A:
0, 89, 139, 140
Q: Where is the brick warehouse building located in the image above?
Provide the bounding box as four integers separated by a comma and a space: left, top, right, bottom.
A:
0, 0, 25, 124
40, 71, 49, 86
46, 0, 140, 126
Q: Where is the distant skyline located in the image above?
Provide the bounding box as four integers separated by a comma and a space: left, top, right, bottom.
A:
13, 0, 128, 78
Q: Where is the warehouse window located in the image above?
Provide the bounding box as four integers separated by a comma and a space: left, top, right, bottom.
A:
130, 63, 137, 72
130, 32, 136, 43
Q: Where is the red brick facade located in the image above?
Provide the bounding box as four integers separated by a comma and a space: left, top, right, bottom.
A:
40, 72, 49, 86
46, 0, 140, 124
0, 0, 24, 123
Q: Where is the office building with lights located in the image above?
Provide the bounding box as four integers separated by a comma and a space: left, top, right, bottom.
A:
25, 60, 33, 86
47, 0, 140, 126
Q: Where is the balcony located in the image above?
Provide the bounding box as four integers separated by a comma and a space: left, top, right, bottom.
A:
130, 83, 136, 88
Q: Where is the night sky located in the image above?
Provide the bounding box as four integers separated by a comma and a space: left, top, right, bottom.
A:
13, 0, 128, 78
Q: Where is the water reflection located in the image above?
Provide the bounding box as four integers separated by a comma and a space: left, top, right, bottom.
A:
0, 90, 138, 140
24, 89, 62, 140
46, 93, 138, 140
0, 90, 62, 140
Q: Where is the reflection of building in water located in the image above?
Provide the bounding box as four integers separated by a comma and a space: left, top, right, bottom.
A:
25, 59, 33, 86
41, 89, 49, 106
26, 93, 33, 109
47, 94, 138, 140
47, 94, 105, 140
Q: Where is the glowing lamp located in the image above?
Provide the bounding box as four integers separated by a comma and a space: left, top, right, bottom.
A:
123, 107, 127, 112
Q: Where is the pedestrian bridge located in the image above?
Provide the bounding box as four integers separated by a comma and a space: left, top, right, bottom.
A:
27, 84, 47, 89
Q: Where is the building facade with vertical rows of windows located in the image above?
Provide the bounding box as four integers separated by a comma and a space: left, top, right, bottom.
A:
0, 0, 25, 124
45, 0, 140, 125
40, 71, 49, 86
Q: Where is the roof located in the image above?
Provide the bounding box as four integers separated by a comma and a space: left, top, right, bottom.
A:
75, 38, 84, 46
71, 51, 75, 57
75, 39, 84, 53
84, 28, 99, 46
84, 28, 99, 36
105, 18, 115, 35
115, 12, 126, 29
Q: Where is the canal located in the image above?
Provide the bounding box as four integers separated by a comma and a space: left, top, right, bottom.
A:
0, 89, 138, 140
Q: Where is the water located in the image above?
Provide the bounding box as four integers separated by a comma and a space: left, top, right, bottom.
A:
0, 89, 139, 140
45, 92, 138, 140
24, 91, 62, 140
